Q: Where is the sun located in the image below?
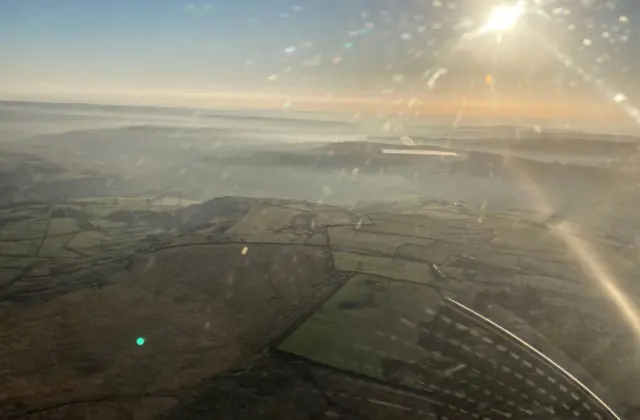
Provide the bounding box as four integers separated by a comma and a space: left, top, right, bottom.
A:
480, 1, 525, 34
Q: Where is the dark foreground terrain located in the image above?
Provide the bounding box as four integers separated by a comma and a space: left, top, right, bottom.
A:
1, 192, 640, 419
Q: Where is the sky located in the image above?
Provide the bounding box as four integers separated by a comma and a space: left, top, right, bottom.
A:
1, 0, 639, 123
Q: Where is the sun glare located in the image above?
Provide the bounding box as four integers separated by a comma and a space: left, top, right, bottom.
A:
481, 1, 525, 33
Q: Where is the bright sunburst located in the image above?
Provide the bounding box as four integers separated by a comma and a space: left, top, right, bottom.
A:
481, 1, 525, 33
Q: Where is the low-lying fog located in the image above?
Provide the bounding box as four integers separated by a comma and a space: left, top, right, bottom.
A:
1, 100, 639, 244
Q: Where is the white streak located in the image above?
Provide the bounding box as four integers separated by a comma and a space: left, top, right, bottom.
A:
381, 149, 458, 157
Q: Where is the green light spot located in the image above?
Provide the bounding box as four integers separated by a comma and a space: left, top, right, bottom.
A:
343, 42, 353, 49
136, 337, 145, 346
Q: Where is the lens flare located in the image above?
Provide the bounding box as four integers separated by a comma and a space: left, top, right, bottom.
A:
485, 74, 494, 85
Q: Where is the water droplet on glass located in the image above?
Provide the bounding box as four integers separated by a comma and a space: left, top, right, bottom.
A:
613, 93, 627, 103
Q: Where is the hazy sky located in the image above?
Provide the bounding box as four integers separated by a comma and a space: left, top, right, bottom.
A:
1, 0, 639, 120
